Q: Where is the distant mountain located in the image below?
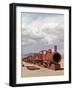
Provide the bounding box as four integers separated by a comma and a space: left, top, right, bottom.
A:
24, 53, 34, 56
22, 52, 38, 58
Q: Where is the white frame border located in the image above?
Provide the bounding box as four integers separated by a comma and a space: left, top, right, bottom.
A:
16, 6, 69, 84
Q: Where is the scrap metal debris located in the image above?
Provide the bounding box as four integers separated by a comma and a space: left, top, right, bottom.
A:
25, 66, 40, 70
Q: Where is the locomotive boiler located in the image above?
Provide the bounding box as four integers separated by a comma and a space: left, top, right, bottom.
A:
22, 45, 62, 70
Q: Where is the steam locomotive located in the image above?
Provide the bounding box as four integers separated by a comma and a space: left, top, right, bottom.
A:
22, 45, 62, 70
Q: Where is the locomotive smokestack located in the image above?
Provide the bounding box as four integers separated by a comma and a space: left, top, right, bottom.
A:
54, 45, 57, 52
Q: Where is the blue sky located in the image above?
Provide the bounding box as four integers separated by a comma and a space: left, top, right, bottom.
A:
21, 12, 64, 56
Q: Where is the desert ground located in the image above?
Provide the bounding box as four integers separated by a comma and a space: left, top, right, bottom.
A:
21, 59, 64, 77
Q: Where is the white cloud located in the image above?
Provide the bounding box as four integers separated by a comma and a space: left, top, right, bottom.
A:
21, 13, 64, 56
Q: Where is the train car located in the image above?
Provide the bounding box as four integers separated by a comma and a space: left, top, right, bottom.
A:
31, 53, 43, 65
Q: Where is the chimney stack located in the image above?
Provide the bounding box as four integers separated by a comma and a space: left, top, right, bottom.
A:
54, 45, 57, 52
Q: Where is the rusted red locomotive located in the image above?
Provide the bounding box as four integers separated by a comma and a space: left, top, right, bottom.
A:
22, 45, 62, 70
